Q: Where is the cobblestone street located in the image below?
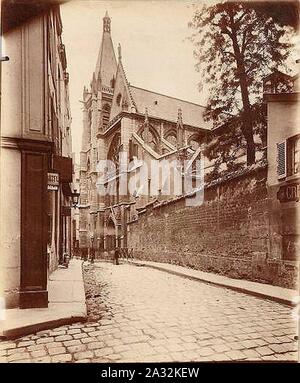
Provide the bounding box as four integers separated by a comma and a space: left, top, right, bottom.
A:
0, 262, 298, 363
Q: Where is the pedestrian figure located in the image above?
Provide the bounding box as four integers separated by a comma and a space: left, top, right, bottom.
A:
114, 247, 120, 265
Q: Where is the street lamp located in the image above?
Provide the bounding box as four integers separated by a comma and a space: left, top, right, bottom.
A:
90, 234, 95, 264
71, 189, 80, 207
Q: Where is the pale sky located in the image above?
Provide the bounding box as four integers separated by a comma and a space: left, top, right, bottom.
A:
60, 0, 206, 163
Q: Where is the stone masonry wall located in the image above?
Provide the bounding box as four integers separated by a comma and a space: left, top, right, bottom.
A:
127, 167, 298, 289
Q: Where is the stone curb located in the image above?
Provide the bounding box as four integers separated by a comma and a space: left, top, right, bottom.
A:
0, 260, 87, 340
127, 260, 297, 307
1, 315, 87, 340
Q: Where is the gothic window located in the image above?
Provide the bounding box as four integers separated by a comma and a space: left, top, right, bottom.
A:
122, 99, 128, 111
102, 103, 111, 129
116, 93, 122, 107
129, 139, 139, 160
188, 135, 201, 151
107, 133, 121, 169
88, 110, 92, 128
110, 76, 115, 88
140, 127, 159, 152
165, 133, 177, 147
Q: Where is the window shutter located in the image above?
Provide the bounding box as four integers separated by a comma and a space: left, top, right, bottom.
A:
277, 140, 287, 179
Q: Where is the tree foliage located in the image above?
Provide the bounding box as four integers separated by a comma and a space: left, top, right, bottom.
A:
189, 1, 295, 166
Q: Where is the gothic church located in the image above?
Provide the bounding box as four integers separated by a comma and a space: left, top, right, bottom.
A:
79, 12, 211, 256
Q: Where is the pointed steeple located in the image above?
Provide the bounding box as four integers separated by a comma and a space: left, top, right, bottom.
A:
94, 12, 117, 88
103, 11, 111, 33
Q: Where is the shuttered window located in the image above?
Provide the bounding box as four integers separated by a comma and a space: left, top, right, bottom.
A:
287, 134, 300, 177
277, 140, 287, 179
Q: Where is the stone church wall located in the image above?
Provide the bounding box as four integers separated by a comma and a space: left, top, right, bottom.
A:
127, 167, 298, 289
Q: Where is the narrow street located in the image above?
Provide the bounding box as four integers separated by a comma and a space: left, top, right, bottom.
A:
0, 262, 298, 363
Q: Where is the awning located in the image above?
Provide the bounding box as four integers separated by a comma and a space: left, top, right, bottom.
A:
62, 182, 73, 197
53, 155, 73, 183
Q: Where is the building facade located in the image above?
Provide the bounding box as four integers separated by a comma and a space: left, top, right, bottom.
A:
1, 2, 74, 309
78, 13, 211, 258
264, 68, 300, 266
78, 12, 299, 289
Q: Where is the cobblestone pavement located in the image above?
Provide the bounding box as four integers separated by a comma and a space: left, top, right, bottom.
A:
0, 262, 298, 363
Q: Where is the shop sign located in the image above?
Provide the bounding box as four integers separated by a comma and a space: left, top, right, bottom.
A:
47, 172, 59, 191
277, 182, 300, 202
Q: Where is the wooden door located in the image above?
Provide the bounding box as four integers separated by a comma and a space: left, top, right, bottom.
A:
20, 151, 48, 308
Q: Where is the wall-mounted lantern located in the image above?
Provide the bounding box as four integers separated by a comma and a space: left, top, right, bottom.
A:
71, 189, 80, 207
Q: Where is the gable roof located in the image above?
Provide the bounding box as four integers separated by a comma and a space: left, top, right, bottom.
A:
129, 86, 211, 130
263, 69, 293, 83
109, 60, 135, 121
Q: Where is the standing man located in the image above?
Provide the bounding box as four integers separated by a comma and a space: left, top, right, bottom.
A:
114, 247, 120, 265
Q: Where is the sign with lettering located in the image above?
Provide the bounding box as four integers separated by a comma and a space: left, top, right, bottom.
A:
277, 182, 300, 202
47, 172, 59, 191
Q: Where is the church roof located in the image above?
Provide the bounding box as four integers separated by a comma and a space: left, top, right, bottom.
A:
129, 86, 211, 130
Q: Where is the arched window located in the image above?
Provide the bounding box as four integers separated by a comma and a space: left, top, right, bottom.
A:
165, 132, 177, 147
110, 76, 115, 89
88, 110, 92, 127
107, 133, 121, 169
140, 127, 159, 152
102, 103, 111, 129
188, 134, 202, 151
122, 99, 128, 111
187, 135, 202, 173
116, 93, 122, 106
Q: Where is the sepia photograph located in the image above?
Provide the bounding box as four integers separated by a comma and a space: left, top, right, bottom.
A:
0, 0, 299, 369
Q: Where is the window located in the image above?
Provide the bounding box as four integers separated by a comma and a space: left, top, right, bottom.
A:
140, 128, 158, 151
165, 133, 177, 147
129, 139, 138, 160
116, 93, 122, 106
277, 141, 286, 179
287, 134, 300, 176
110, 76, 115, 88
277, 134, 300, 179
188, 135, 202, 151
102, 103, 111, 129
108, 133, 121, 169
88, 110, 92, 127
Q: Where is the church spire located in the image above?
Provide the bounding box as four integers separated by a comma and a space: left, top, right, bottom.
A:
103, 11, 111, 33
94, 11, 117, 87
